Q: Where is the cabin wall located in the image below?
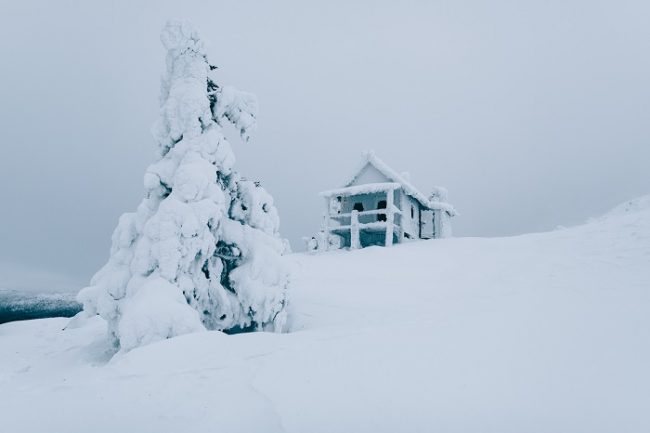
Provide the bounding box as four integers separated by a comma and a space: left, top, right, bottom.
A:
348, 163, 391, 186
360, 231, 399, 248
434, 210, 453, 238
420, 209, 435, 239
398, 192, 421, 240
336, 231, 351, 248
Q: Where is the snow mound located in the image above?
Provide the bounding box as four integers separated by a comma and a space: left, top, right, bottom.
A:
117, 277, 205, 352
599, 194, 650, 220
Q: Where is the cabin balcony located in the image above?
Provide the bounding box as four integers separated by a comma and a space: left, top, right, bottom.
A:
320, 182, 403, 249
324, 207, 401, 249
326, 207, 402, 226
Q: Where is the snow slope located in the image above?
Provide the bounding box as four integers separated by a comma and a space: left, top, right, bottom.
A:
1, 197, 649, 433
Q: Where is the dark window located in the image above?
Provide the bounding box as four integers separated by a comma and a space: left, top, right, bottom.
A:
377, 200, 387, 222
353, 202, 364, 212
411, 205, 415, 219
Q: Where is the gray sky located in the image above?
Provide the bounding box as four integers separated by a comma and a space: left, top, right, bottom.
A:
1, 0, 649, 286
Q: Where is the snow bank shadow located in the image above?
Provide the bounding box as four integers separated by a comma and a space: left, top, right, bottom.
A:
82, 335, 119, 365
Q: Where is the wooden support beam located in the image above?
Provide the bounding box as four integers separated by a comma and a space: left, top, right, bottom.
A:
385, 190, 394, 247
322, 198, 331, 250
321, 213, 330, 251
350, 209, 360, 249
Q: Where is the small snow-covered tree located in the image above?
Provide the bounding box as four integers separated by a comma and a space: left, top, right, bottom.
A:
77, 21, 289, 351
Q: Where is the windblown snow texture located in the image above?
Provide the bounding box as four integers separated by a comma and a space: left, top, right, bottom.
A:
77, 21, 289, 351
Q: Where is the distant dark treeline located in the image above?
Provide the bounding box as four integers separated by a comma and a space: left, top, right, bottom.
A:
0, 291, 82, 325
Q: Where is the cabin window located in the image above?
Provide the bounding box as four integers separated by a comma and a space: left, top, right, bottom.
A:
377, 200, 387, 222
411, 205, 415, 219
353, 202, 364, 212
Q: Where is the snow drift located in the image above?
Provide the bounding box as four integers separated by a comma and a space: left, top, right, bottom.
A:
1, 196, 649, 432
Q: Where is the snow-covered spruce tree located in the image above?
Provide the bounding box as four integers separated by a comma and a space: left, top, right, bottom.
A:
77, 21, 289, 351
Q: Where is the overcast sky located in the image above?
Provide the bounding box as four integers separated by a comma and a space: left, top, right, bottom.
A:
1, 0, 649, 286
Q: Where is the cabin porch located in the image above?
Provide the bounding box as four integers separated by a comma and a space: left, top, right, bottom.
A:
321, 182, 403, 249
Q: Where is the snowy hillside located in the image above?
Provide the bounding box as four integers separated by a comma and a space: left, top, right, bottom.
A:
1, 197, 649, 433
0, 262, 82, 324
0, 290, 80, 324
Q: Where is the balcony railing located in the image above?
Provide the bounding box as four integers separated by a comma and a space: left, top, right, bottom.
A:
328, 206, 401, 219
324, 207, 399, 249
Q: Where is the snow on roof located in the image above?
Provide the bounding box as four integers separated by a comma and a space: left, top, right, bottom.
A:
320, 182, 401, 198
342, 151, 457, 215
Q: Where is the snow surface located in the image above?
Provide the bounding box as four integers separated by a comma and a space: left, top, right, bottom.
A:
1, 197, 649, 432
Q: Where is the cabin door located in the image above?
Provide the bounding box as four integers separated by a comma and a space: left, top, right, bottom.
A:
420, 210, 434, 239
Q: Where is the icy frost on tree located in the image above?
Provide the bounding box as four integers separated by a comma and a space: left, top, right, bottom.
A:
77, 21, 289, 351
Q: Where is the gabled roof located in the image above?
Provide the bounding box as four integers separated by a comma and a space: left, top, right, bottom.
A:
343, 151, 457, 215
320, 182, 401, 198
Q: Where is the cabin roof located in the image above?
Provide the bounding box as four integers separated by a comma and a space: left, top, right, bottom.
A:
336, 151, 457, 215
320, 182, 401, 198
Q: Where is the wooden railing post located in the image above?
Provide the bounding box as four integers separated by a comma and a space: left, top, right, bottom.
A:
385, 189, 394, 247
322, 213, 330, 251
350, 209, 360, 249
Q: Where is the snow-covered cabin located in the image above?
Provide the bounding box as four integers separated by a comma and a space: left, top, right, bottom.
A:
319, 152, 456, 250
